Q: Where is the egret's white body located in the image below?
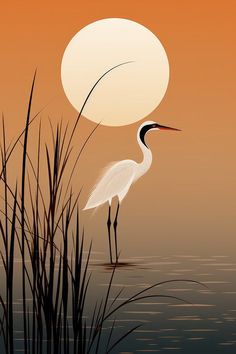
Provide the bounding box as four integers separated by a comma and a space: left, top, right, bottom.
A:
84, 121, 153, 210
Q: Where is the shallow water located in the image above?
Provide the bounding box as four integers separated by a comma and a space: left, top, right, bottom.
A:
2, 253, 236, 353
86, 253, 236, 353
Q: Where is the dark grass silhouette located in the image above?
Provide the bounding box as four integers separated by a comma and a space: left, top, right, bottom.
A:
0, 71, 206, 354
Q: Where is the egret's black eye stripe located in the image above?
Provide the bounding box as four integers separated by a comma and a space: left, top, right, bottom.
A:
139, 124, 155, 148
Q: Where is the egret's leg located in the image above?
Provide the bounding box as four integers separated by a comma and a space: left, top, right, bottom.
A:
107, 205, 113, 264
113, 202, 120, 263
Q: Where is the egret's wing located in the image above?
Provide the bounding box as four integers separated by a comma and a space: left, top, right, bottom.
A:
84, 160, 136, 210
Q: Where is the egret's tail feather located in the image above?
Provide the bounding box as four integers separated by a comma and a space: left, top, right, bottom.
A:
83, 199, 100, 210
83, 203, 94, 211
83, 191, 108, 210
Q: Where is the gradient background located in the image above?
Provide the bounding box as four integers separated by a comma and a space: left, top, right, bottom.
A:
0, 0, 235, 258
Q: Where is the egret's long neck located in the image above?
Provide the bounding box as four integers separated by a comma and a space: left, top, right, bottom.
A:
135, 131, 153, 181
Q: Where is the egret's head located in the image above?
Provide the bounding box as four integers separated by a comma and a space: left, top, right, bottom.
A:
138, 120, 181, 148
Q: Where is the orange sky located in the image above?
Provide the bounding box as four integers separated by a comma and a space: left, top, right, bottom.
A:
0, 0, 235, 256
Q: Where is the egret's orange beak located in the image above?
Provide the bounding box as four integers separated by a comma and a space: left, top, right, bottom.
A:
156, 124, 181, 131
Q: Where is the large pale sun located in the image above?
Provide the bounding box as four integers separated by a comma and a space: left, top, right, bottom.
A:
61, 18, 169, 126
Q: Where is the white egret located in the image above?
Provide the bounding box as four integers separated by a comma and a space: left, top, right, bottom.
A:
84, 121, 180, 263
